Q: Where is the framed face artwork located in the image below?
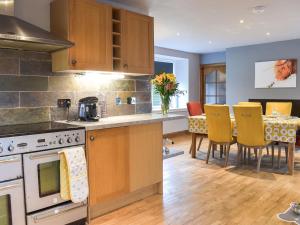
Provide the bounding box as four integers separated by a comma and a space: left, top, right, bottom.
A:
255, 59, 297, 88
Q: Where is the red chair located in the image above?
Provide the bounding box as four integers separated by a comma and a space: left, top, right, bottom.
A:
187, 102, 203, 116
187, 102, 204, 153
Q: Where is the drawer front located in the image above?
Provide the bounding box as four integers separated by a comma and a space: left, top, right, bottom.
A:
27, 202, 87, 225
0, 155, 22, 182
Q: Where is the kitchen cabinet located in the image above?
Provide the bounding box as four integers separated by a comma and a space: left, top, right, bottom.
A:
121, 10, 154, 75
51, 0, 112, 72
129, 123, 162, 191
51, 1, 154, 75
87, 127, 129, 206
86, 122, 163, 218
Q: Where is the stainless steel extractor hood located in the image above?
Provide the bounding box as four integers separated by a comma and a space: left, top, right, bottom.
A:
0, 0, 73, 52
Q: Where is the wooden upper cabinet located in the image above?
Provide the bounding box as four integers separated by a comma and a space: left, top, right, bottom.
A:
122, 10, 154, 75
51, 0, 112, 72
51, 0, 154, 75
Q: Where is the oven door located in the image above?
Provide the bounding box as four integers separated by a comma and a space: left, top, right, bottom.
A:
0, 179, 26, 225
23, 148, 77, 213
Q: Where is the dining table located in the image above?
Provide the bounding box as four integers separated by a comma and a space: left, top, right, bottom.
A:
188, 114, 300, 175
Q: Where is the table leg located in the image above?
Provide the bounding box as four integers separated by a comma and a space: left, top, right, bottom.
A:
288, 143, 295, 175
191, 133, 197, 158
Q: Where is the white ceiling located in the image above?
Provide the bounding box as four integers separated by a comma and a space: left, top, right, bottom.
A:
110, 0, 300, 53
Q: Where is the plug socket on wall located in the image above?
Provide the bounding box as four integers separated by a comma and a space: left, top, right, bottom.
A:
58, 99, 71, 108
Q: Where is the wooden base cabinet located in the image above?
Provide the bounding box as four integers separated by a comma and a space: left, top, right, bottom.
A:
129, 123, 163, 191
87, 127, 129, 207
86, 123, 163, 218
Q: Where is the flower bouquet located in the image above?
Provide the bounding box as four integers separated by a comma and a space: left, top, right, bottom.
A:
151, 73, 185, 115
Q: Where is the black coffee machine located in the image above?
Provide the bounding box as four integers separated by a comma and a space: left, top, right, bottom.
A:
78, 97, 100, 121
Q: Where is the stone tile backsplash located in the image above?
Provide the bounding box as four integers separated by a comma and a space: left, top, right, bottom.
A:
0, 49, 152, 126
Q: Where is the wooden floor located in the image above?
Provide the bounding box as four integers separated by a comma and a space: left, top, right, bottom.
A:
91, 133, 300, 225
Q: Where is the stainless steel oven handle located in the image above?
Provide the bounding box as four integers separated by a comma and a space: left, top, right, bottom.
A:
0, 183, 21, 191
0, 156, 20, 164
29, 152, 58, 160
32, 202, 86, 222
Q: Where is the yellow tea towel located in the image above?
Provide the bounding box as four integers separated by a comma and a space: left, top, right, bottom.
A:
59, 146, 89, 203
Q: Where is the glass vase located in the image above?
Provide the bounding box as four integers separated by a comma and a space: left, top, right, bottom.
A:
160, 95, 170, 115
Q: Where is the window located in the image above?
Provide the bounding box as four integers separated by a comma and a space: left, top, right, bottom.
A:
152, 55, 189, 111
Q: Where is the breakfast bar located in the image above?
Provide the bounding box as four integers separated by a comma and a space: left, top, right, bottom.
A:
60, 113, 184, 219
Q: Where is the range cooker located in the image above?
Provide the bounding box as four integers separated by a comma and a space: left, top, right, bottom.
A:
0, 122, 87, 225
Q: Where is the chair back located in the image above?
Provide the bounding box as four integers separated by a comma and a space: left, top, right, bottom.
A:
265, 102, 292, 116
204, 104, 232, 143
233, 105, 265, 147
238, 102, 261, 106
187, 102, 203, 116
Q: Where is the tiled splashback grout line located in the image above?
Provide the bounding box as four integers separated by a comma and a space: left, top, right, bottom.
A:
0, 49, 152, 126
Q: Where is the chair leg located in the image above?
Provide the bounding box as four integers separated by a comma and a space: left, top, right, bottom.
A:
254, 148, 258, 161
243, 147, 246, 164
225, 144, 231, 167
237, 144, 243, 165
206, 141, 212, 164
266, 146, 269, 155
285, 146, 288, 163
220, 145, 223, 158
257, 148, 263, 172
271, 145, 274, 168
197, 136, 203, 151
212, 144, 215, 158
278, 146, 282, 169
247, 148, 251, 164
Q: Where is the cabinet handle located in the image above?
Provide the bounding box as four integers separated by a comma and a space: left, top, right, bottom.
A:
123, 64, 128, 68
90, 136, 95, 141
71, 59, 77, 65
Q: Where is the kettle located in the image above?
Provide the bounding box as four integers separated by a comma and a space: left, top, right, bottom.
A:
78, 97, 100, 121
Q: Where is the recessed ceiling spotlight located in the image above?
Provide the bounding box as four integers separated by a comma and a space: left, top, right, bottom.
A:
208, 41, 212, 44
266, 32, 271, 36
240, 19, 244, 24
176, 32, 180, 36
252, 5, 266, 14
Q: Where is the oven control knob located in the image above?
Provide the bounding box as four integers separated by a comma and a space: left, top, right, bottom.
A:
0, 146, 3, 153
75, 136, 80, 142
8, 145, 14, 152
67, 137, 72, 143
58, 138, 64, 144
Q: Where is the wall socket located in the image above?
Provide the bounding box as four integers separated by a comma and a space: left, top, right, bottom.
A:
57, 99, 71, 108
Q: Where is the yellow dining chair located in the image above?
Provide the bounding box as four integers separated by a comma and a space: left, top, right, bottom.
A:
266, 102, 292, 168
238, 102, 261, 106
204, 104, 236, 167
265, 102, 292, 116
233, 105, 273, 172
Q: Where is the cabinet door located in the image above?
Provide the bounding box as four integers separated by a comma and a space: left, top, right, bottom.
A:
129, 123, 163, 191
122, 11, 154, 75
69, 0, 112, 71
87, 127, 129, 206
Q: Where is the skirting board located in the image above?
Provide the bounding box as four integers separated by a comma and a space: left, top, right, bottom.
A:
89, 183, 162, 221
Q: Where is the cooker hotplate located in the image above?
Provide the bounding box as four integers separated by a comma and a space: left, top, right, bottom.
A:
0, 121, 85, 138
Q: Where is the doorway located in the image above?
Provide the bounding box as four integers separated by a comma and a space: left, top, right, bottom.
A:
200, 64, 226, 108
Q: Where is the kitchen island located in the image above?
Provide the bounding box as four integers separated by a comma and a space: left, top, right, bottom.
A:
59, 113, 185, 220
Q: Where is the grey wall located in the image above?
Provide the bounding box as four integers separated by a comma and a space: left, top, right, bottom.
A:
200, 52, 226, 65
155, 46, 201, 102
14, 0, 147, 31
0, 49, 151, 126
226, 39, 300, 106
